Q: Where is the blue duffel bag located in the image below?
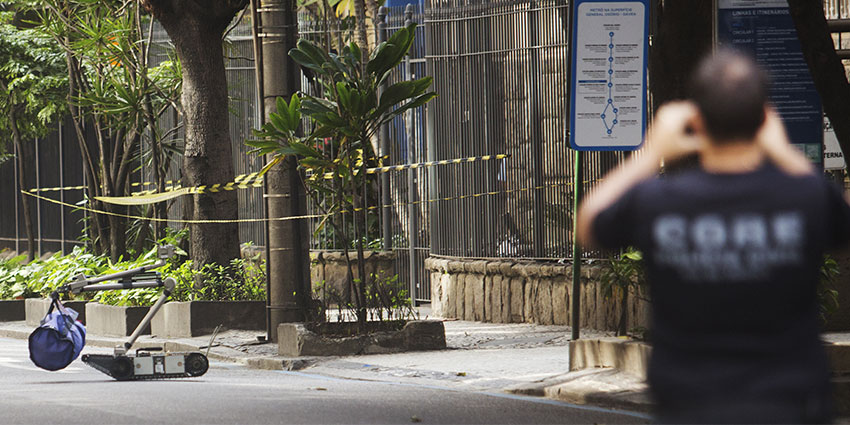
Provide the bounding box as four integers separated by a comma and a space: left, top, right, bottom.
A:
28, 297, 86, 371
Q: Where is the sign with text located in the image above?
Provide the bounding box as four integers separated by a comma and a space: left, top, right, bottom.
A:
824, 116, 846, 170
569, 0, 649, 151
716, 0, 824, 165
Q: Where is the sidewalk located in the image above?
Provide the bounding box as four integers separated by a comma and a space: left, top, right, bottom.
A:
0, 315, 653, 417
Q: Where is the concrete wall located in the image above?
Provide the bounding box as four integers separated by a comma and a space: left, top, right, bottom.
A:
150, 301, 265, 337
0, 300, 25, 321
85, 303, 150, 337
25, 298, 87, 326
425, 257, 650, 332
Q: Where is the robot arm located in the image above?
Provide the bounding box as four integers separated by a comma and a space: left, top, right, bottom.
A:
58, 245, 176, 295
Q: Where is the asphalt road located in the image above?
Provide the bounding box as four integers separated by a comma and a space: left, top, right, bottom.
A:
0, 337, 648, 424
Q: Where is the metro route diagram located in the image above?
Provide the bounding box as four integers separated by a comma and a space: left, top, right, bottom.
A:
600, 31, 619, 135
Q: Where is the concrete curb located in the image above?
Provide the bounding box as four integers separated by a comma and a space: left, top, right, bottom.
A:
566, 338, 850, 417
569, 337, 651, 379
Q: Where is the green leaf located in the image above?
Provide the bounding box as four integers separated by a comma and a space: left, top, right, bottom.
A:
289, 46, 324, 73
284, 141, 323, 158
300, 157, 330, 169
302, 96, 338, 116
347, 42, 361, 64
368, 23, 417, 81
269, 112, 293, 134
287, 94, 301, 129
297, 38, 332, 72
276, 96, 288, 118
366, 42, 402, 78
336, 82, 352, 111
376, 77, 433, 117
622, 251, 643, 261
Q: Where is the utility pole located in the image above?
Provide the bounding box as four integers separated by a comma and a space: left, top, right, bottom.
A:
255, 0, 309, 341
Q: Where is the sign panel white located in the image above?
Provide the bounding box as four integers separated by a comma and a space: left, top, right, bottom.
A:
824, 117, 846, 170
569, 1, 648, 151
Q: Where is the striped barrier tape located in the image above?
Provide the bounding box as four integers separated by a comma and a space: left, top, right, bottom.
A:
21, 179, 591, 225
26, 154, 510, 200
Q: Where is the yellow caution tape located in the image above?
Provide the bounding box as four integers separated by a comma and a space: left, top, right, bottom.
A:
94, 188, 191, 206
310, 153, 511, 180
21, 178, 595, 225
26, 154, 510, 198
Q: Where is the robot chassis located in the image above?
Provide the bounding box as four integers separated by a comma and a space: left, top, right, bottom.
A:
53, 245, 209, 380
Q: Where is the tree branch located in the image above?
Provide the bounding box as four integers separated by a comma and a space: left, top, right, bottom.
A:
787, 0, 850, 161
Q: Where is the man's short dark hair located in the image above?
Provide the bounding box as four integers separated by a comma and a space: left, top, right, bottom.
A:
689, 48, 769, 143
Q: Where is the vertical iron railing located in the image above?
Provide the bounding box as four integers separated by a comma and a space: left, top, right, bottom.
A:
424, 0, 625, 261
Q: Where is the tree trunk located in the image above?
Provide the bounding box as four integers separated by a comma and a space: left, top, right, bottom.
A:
149, 7, 243, 268
787, 1, 850, 161
646, 0, 712, 171
648, 0, 713, 110
107, 211, 127, 262
7, 106, 36, 262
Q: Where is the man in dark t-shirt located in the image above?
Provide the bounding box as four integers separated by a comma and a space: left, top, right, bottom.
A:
578, 49, 850, 423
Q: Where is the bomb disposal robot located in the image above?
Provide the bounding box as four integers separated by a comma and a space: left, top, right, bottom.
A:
53, 245, 209, 380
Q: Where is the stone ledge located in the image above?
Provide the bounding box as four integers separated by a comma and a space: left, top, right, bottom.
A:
278, 320, 446, 357
424, 257, 587, 279
310, 250, 396, 263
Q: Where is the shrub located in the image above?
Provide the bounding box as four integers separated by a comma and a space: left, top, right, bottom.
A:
0, 244, 266, 306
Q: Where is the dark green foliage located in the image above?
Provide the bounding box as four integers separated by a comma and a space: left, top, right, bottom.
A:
0, 243, 266, 306
819, 254, 840, 324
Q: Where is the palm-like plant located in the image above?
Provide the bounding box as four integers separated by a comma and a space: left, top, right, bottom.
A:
250, 23, 435, 324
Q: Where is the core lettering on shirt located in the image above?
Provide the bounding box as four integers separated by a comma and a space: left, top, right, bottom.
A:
652, 212, 803, 282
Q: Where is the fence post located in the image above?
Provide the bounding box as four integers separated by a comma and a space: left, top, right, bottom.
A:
529, 2, 545, 258
571, 151, 583, 340
59, 121, 66, 254
404, 4, 419, 305
35, 137, 41, 258
378, 7, 392, 252
13, 138, 19, 254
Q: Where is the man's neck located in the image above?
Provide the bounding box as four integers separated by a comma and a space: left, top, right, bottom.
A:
699, 140, 765, 173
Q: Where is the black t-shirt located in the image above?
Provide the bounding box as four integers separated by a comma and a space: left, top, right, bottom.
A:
593, 162, 850, 411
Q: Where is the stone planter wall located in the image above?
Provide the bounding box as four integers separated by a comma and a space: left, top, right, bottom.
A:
311, 251, 397, 303
85, 303, 151, 337
151, 301, 265, 337
25, 298, 87, 326
0, 299, 25, 321
425, 257, 650, 332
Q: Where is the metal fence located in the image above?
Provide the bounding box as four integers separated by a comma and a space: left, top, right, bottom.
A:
425, 0, 623, 260
0, 118, 87, 254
